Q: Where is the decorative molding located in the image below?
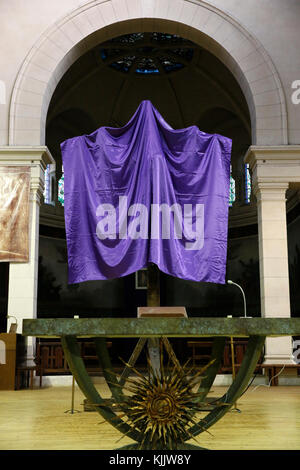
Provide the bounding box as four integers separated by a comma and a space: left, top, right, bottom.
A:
253, 182, 289, 201
0, 146, 55, 168
245, 145, 300, 187
245, 145, 300, 164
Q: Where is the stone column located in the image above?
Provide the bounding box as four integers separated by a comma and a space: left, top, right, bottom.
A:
245, 146, 300, 364
255, 181, 293, 363
0, 147, 54, 364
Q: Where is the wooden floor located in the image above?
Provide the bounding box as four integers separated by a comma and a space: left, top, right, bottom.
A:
0, 384, 300, 450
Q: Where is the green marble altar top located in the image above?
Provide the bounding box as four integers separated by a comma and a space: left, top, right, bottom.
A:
22, 317, 300, 338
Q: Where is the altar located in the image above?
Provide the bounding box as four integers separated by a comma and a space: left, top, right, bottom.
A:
22, 317, 300, 450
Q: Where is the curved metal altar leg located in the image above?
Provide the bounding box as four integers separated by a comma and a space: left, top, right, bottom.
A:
61, 335, 141, 443
94, 338, 124, 401
61, 334, 266, 448
190, 335, 266, 438
118, 338, 148, 388
197, 337, 226, 401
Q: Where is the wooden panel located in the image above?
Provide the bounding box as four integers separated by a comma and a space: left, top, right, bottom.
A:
36, 340, 113, 376
0, 333, 17, 390
187, 338, 264, 373
137, 306, 187, 317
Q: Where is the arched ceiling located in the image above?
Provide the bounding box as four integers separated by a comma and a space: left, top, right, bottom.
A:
46, 32, 251, 167
44, 31, 267, 231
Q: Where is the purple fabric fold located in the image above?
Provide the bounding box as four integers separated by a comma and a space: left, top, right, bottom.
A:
61, 100, 232, 284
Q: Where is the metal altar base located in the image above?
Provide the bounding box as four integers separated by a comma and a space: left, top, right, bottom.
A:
22, 317, 300, 451
117, 443, 207, 450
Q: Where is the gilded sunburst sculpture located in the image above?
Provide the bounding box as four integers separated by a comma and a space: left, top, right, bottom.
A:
97, 353, 222, 450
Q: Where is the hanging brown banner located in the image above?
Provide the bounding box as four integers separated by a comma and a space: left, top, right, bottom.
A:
0, 166, 30, 262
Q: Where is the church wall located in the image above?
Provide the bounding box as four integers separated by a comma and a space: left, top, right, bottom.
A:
0, 0, 299, 145
162, 234, 260, 317
37, 235, 127, 317
37, 232, 261, 318
288, 213, 300, 318
0, 0, 83, 145
208, 0, 300, 144
36, 209, 300, 321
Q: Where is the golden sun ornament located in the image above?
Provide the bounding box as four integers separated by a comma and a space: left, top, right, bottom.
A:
100, 354, 219, 450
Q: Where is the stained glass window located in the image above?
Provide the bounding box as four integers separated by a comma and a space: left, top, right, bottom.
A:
100, 32, 194, 75
136, 56, 159, 74
245, 163, 251, 204
43, 165, 51, 204
151, 33, 186, 44
57, 165, 240, 208
58, 167, 64, 207
111, 33, 144, 44
111, 55, 137, 73
229, 166, 236, 207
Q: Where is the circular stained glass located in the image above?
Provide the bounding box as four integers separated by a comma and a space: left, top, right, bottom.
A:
100, 32, 194, 75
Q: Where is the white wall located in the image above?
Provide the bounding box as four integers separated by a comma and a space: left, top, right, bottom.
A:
207, 0, 300, 144
0, 0, 84, 144
0, 0, 299, 144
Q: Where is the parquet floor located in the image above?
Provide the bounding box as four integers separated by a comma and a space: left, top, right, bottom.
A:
0, 384, 299, 450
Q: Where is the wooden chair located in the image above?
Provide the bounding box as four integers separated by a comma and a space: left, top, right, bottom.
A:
36, 340, 112, 386
187, 340, 213, 367
15, 362, 37, 390
187, 338, 264, 374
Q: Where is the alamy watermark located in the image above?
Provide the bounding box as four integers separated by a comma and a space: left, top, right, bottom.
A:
291, 80, 300, 104
293, 340, 300, 364
95, 196, 204, 250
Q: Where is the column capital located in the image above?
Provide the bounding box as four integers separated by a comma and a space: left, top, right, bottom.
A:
244, 145, 300, 185
245, 145, 300, 166
0, 146, 55, 203
253, 181, 289, 201
0, 146, 54, 168
30, 183, 43, 206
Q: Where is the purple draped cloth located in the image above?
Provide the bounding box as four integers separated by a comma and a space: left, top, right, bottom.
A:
61, 100, 232, 284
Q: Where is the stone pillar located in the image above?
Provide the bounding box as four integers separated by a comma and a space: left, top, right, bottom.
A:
0, 147, 54, 364
255, 181, 293, 363
245, 145, 300, 364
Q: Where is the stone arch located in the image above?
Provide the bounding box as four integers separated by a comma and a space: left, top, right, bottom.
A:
9, 0, 287, 146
